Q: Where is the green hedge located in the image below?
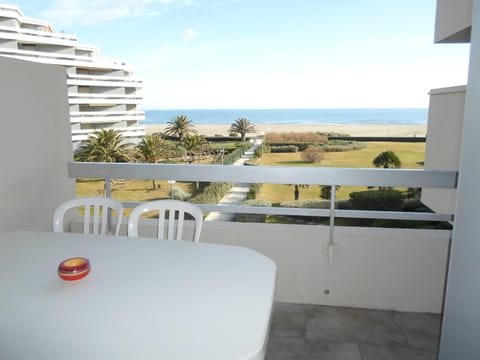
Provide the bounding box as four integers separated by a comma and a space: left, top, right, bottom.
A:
321, 142, 366, 152
279, 199, 351, 209
235, 199, 272, 223
267, 142, 320, 151
270, 145, 299, 153
190, 182, 233, 204
349, 190, 404, 211
170, 187, 191, 201
245, 183, 261, 200
222, 148, 245, 165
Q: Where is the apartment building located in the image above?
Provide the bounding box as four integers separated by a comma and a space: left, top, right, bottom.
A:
0, 3, 146, 148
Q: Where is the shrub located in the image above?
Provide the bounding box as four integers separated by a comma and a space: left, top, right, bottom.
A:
404, 187, 421, 199
246, 183, 261, 200
190, 182, 233, 204
371, 219, 452, 230
280, 199, 331, 208
243, 199, 272, 207
235, 199, 272, 223
301, 147, 324, 163
321, 142, 366, 152
270, 145, 299, 153
222, 148, 244, 165
267, 142, 318, 151
320, 185, 340, 200
170, 187, 191, 201
349, 190, 404, 211
402, 199, 431, 212
254, 144, 270, 158
323, 132, 350, 137
265, 132, 328, 143
336, 200, 352, 210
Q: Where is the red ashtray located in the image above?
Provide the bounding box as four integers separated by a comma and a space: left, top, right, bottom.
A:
58, 257, 91, 281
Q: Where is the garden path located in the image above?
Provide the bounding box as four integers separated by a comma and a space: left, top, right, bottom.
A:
204, 139, 261, 221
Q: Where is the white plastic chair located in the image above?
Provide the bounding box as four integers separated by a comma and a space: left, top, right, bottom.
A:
127, 200, 203, 242
53, 196, 124, 235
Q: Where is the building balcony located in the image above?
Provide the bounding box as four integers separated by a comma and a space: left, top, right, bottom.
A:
71, 126, 146, 142
0, 24, 79, 46
68, 162, 455, 313
69, 110, 145, 124
65, 161, 454, 358
68, 93, 143, 106
0, 47, 129, 70
67, 75, 143, 88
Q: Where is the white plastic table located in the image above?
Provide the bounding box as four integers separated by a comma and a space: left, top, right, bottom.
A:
0, 231, 277, 360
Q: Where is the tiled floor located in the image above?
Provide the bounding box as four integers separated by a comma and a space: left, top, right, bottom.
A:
266, 303, 441, 360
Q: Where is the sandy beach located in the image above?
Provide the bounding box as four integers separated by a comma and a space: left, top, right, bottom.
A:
146, 124, 427, 138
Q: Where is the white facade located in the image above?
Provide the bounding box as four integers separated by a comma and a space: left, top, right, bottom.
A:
435, 0, 473, 42
434, 0, 480, 358
0, 3, 146, 148
0, 56, 75, 231
422, 86, 465, 214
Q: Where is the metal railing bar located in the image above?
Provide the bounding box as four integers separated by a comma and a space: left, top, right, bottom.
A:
68, 162, 458, 188
118, 202, 453, 222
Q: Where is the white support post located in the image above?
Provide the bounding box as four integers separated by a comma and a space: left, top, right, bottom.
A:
327, 185, 336, 266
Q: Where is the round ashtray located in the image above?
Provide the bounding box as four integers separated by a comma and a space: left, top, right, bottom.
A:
58, 257, 91, 281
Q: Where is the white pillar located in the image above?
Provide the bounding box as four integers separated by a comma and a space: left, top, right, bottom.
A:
439, 0, 480, 358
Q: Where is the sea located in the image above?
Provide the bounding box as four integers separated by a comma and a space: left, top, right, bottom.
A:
141, 108, 428, 126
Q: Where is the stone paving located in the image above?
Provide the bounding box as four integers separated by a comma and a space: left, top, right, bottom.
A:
266, 303, 441, 360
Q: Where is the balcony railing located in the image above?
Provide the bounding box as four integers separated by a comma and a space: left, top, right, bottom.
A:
71, 127, 146, 142
68, 162, 457, 238
68, 162, 456, 312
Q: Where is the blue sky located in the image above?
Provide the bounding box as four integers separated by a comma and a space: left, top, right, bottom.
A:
12, 0, 470, 109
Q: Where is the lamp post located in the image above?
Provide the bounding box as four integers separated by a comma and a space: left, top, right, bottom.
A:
167, 180, 176, 199
220, 148, 225, 165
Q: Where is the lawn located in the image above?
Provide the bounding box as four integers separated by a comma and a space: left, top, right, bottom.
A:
75, 142, 425, 206
76, 179, 198, 215
256, 142, 425, 203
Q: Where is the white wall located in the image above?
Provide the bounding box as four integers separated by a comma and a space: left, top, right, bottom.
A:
109, 219, 450, 313
422, 86, 465, 214
0, 57, 75, 231
202, 223, 450, 313
435, 0, 473, 42
439, 0, 480, 358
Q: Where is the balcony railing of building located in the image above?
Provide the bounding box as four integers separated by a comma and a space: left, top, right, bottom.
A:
67, 162, 457, 312
71, 127, 146, 142
68, 161, 457, 242
0, 24, 79, 44
69, 111, 145, 124
0, 49, 129, 70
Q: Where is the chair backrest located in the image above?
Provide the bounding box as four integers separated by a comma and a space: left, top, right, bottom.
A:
53, 196, 124, 236
127, 200, 203, 242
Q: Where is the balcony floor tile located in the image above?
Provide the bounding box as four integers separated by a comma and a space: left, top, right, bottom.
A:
267, 303, 441, 360
359, 344, 438, 360
394, 311, 442, 350
306, 306, 408, 346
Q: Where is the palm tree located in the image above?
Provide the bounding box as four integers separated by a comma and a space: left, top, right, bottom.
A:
182, 135, 208, 190
373, 151, 402, 169
75, 129, 132, 163
164, 115, 197, 141
181, 135, 208, 164
320, 185, 341, 200
289, 184, 308, 200
229, 118, 256, 142
373, 151, 402, 191
136, 134, 168, 189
